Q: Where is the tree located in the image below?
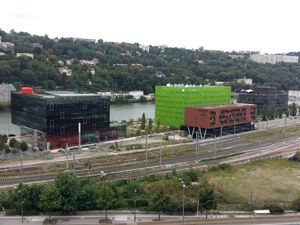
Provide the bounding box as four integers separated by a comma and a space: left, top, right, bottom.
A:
148, 118, 153, 130
289, 103, 297, 117
198, 185, 217, 219
140, 113, 146, 130
292, 197, 300, 213
9, 138, 19, 148
19, 141, 28, 152
150, 188, 170, 220
55, 172, 78, 213
97, 183, 117, 220
40, 183, 62, 220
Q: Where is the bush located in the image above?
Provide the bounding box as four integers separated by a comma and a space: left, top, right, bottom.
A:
293, 151, 300, 162
264, 202, 284, 214
182, 169, 198, 183
11, 148, 18, 154
9, 138, 19, 148
4, 145, 10, 154
292, 197, 300, 212
19, 141, 28, 152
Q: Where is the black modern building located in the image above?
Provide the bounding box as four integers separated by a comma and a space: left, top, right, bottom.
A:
238, 87, 288, 112
11, 87, 116, 149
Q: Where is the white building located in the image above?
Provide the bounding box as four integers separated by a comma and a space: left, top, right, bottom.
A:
139, 44, 150, 53
0, 84, 16, 103
129, 90, 144, 100
250, 54, 298, 64
58, 67, 72, 76
0, 36, 14, 51
16, 53, 34, 59
236, 77, 253, 85
288, 90, 300, 105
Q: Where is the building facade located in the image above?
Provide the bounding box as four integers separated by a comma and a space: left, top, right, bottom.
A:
11, 88, 116, 149
155, 85, 231, 128
238, 87, 288, 112
250, 54, 298, 64
0, 83, 16, 103
184, 104, 256, 137
288, 90, 300, 105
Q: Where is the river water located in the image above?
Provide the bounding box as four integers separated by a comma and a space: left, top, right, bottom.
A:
0, 102, 155, 135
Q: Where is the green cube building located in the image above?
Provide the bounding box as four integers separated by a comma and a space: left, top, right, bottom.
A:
155, 85, 231, 128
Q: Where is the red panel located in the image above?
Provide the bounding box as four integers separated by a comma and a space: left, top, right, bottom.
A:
21, 87, 34, 94
184, 104, 257, 129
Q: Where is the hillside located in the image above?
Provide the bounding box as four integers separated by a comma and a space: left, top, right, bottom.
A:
1, 29, 300, 93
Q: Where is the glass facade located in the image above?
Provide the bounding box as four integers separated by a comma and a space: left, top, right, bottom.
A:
11, 91, 115, 149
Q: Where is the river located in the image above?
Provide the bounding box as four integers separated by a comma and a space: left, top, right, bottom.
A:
0, 102, 155, 135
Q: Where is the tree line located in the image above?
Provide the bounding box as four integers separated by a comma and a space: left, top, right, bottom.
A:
2, 29, 300, 94
0, 170, 217, 221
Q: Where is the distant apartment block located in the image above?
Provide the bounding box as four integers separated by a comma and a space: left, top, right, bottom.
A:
16, 53, 34, 59
129, 90, 144, 100
0, 36, 14, 51
236, 77, 253, 85
288, 90, 300, 105
250, 54, 298, 64
139, 44, 150, 52
58, 67, 72, 76
0, 83, 16, 103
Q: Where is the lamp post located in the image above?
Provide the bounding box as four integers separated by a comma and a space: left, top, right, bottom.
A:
181, 180, 186, 225
134, 189, 137, 222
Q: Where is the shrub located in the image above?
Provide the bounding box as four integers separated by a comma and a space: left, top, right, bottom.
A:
9, 138, 19, 148
292, 197, 300, 212
293, 151, 300, 162
264, 202, 284, 214
19, 141, 28, 152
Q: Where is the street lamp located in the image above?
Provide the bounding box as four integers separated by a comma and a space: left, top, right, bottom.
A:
15, 185, 24, 223
134, 189, 137, 222
181, 180, 186, 225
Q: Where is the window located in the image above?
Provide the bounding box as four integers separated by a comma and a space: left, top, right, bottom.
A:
92, 124, 96, 131
83, 102, 87, 109
60, 127, 65, 134
50, 120, 54, 128
104, 115, 108, 122
60, 112, 65, 119
83, 117, 87, 124
104, 101, 107, 109
92, 110, 97, 117
49, 104, 54, 111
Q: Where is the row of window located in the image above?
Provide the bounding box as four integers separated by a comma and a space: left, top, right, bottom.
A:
59, 123, 98, 134
48, 101, 109, 111
49, 116, 108, 128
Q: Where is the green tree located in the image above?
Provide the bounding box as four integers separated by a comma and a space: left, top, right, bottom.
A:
40, 183, 62, 220
77, 178, 100, 210
19, 141, 28, 152
289, 103, 297, 117
97, 183, 117, 220
140, 113, 146, 130
150, 188, 170, 220
198, 185, 217, 219
292, 197, 300, 213
55, 172, 78, 213
148, 118, 153, 130
9, 138, 19, 148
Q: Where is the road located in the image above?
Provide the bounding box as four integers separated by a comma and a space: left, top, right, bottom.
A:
2, 214, 300, 225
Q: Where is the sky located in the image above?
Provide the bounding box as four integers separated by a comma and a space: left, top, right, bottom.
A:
1, 0, 300, 53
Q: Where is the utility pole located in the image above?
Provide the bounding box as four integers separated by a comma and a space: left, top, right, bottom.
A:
78, 122, 81, 151
159, 142, 162, 169
19, 151, 24, 223
181, 181, 186, 225
65, 143, 69, 172
195, 131, 199, 162
134, 189, 137, 222
145, 133, 148, 167
72, 151, 76, 175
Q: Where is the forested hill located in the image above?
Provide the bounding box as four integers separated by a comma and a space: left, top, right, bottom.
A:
1, 29, 300, 94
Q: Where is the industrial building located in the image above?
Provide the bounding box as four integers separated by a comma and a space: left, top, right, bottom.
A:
11, 87, 117, 149
155, 85, 231, 128
184, 103, 257, 138
238, 87, 288, 112
250, 54, 299, 64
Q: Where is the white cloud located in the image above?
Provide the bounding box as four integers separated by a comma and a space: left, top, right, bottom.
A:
1, 0, 300, 53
